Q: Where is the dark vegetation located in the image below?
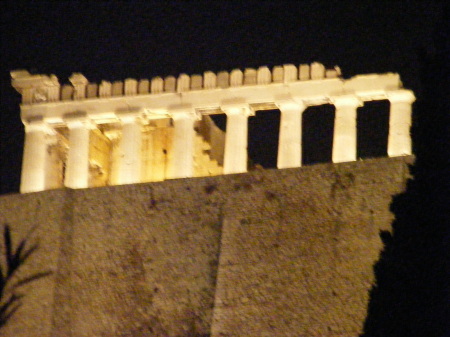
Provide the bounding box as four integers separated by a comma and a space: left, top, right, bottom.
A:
0, 224, 52, 327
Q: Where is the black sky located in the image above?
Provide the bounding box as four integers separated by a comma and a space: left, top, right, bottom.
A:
0, 1, 445, 194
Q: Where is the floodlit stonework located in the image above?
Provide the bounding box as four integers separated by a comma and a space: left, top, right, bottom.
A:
1, 63, 417, 336
11, 63, 414, 193
0, 156, 413, 336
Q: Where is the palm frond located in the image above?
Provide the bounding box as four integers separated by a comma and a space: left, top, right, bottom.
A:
0, 224, 51, 326
0, 293, 23, 327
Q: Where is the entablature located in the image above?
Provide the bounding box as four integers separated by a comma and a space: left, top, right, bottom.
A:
16, 66, 402, 127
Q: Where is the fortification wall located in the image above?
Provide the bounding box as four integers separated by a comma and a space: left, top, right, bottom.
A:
0, 156, 413, 337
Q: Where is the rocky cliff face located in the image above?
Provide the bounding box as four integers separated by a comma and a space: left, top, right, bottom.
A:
0, 156, 413, 337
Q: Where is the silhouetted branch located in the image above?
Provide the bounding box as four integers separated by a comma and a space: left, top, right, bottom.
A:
13, 271, 53, 289
0, 224, 52, 327
0, 293, 23, 325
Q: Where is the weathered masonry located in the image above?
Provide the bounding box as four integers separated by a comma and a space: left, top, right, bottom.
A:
11, 63, 415, 193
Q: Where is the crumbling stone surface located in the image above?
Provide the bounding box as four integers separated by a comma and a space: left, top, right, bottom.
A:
0, 156, 413, 336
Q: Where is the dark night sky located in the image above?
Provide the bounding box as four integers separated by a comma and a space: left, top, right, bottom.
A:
0, 1, 445, 194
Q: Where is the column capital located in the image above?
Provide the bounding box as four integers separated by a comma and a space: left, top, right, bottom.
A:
63, 112, 95, 129
276, 100, 307, 111
331, 95, 363, 107
23, 116, 53, 133
116, 111, 144, 124
387, 89, 416, 104
143, 108, 170, 120
221, 104, 254, 116
169, 108, 201, 121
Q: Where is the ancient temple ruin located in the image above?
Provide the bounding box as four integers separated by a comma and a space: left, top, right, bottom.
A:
11, 63, 415, 193
3, 62, 419, 337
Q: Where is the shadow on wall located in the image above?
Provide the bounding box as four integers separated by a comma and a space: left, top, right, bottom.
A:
362, 12, 449, 337
0, 224, 52, 327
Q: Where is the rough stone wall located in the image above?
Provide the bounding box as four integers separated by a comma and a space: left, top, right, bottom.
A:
210, 158, 411, 337
0, 156, 413, 337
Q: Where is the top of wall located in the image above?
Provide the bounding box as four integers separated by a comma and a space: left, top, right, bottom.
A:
10, 63, 406, 125
0, 156, 414, 336
11, 63, 344, 105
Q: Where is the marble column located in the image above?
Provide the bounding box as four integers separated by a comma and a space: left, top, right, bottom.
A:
387, 90, 416, 157
169, 111, 197, 179
20, 119, 55, 193
332, 96, 362, 163
223, 106, 252, 174
64, 118, 92, 189
277, 101, 306, 169
116, 115, 142, 184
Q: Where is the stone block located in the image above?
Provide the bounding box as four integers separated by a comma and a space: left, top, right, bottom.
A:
244, 68, 257, 85
177, 74, 190, 93
69, 74, 88, 100
257, 66, 271, 84
164, 76, 176, 92
217, 71, 229, 88
299, 64, 310, 81
283, 64, 297, 82
99, 81, 112, 98
272, 66, 284, 83
61, 84, 74, 101
73, 87, 86, 100
326, 69, 338, 78
230, 69, 243, 87
311, 62, 325, 80
22, 88, 34, 104
124, 78, 138, 96
111, 81, 123, 96
204, 71, 217, 89
151, 77, 164, 94
86, 83, 98, 98
69, 73, 88, 86
47, 86, 60, 102
138, 79, 149, 94
190, 74, 203, 90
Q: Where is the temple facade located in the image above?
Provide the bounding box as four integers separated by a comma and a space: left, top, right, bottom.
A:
11, 63, 415, 193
